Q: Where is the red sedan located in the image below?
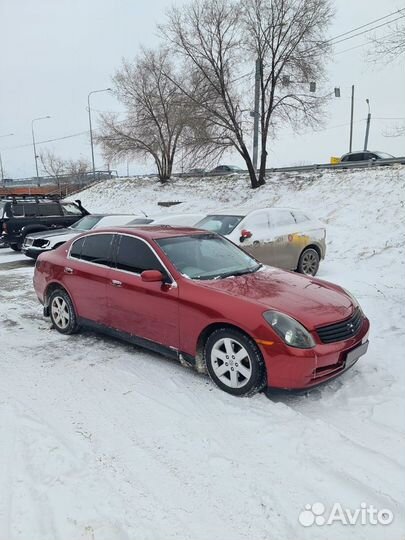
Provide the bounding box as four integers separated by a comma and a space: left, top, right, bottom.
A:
33, 226, 370, 396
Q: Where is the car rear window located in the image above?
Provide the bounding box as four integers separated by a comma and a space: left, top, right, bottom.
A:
71, 234, 114, 266
196, 215, 243, 235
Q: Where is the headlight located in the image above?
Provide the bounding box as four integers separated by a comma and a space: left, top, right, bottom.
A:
263, 310, 315, 349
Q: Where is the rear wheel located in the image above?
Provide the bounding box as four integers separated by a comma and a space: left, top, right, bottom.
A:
48, 288, 79, 335
204, 328, 267, 396
297, 247, 320, 276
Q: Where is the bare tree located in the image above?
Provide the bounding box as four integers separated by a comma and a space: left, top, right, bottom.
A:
98, 47, 216, 183
65, 158, 91, 186
39, 149, 66, 188
369, 18, 405, 63
242, 0, 333, 184
162, 0, 333, 188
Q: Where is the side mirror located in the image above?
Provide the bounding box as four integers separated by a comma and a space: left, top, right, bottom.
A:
141, 270, 164, 282
239, 229, 252, 243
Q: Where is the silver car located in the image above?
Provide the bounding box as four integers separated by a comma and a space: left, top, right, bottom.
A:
22, 214, 139, 259
195, 207, 326, 276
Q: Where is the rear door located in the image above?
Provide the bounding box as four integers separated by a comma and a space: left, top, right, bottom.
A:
107, 234, 179, 349
64, 233, 115, 325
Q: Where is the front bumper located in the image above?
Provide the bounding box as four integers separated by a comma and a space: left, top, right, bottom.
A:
22, 246, 50, 259
260, 317, 370, 390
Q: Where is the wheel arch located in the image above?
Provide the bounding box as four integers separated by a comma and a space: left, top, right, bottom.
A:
297, 242, 323, 267
194, 321, 265, 374
43, 281, 74, 315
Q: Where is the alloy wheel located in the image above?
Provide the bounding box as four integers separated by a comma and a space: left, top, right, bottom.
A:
301, 250, 318, 275
211, 337, 252, 388
51, 296, 70, 330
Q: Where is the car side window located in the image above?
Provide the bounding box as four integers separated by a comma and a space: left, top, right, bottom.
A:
37, 203, 62, 217
269, 210, 296, 228
70, 237, 86, 259
243, 212, 270, 230
61, 203, 83, 216
23, 204, 37, 217
291, 210, 309, 223
11, 204, 24, 217
76, 234, 114, 266
115, 235, 164, 274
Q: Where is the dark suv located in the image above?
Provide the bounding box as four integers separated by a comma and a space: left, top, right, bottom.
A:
0, 194, 89, 251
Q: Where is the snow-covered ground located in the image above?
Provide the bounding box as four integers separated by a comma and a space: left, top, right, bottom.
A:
1, 166, 404, 540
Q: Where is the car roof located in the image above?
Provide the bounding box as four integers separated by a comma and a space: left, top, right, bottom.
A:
88, 225, 208, 240
205, 207, 299, 217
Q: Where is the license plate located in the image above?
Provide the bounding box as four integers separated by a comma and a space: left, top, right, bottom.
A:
345, 341, 369, 369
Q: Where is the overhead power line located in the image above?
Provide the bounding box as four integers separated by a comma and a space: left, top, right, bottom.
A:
304, 9, 405, 54
3, 130, 90, 151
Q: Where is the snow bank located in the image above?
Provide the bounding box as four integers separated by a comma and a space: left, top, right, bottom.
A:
0, 166, 403, 539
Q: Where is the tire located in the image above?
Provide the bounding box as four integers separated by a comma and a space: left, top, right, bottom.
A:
204, 328, 267, 397
297, 247, 320, 276
48, 288, 79, 335
9, 242, 22, 252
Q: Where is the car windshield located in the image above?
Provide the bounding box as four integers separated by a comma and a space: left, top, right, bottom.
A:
156, 233, 261, 280
69, 215, 102, 231
374, 151, 394, 159
195, 214, 244, 235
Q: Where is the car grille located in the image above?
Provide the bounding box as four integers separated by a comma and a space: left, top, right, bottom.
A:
33, 238, 49, 248
316, 308, 363, 344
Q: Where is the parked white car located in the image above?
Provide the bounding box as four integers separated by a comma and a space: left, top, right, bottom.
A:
195, 207, 326, 276
22, 214, 139, 259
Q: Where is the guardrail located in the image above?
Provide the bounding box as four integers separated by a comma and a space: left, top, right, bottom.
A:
173, 157, 405, 178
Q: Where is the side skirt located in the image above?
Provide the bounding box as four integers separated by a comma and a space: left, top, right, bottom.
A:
77, 317, 196, 366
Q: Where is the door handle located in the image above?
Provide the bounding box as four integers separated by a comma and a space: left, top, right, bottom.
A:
111, 279, 122, 287
64, 267, 74, 274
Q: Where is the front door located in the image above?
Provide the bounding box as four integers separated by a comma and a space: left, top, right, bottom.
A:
107, 234, 179, 350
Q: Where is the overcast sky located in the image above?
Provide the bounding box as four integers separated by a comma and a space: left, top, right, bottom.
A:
1, 0, 404, 178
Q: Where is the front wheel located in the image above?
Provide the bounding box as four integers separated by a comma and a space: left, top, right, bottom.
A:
297, 247, 320, 276
204, 328, 267, 396
9, 242, 22, 252
49, 288, 79, 334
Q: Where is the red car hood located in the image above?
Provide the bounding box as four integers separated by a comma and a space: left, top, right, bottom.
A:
199, 267, 354, 330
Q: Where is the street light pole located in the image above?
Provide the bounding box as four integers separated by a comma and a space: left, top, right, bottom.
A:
364, 98, 371, 151
349, 85, 355, 153
0, 133, 14, 185
87, 88, 111, 181
31, 116, 51, 187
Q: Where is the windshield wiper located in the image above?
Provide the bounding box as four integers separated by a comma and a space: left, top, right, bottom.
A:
215, 264, 263, 280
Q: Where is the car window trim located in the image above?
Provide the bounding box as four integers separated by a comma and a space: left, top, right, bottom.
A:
68, 232, 115, 269
114, 233, 177, 286
67, 231, 177, 287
